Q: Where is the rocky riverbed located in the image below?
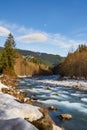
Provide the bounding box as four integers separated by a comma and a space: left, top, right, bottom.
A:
0, 75, 63, 130
18, 75, 87, 130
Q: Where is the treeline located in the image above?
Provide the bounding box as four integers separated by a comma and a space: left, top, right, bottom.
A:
53, 44, 87, 79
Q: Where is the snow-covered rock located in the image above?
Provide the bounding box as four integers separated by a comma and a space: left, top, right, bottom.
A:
0, 92, 43, 121
0, 118, 38, 130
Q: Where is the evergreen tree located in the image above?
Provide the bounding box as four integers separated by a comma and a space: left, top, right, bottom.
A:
2, 33, 17, 74
77, 44, 87, 52
0, 52, 3, 73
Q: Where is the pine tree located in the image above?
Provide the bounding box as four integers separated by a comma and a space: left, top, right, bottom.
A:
0, 52, 3, 73
2, 33, 17, 75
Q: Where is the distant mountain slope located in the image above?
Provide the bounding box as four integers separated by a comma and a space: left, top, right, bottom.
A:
14, 54, 52, 76
0, 47, 64, 67
16, 49, 64, 67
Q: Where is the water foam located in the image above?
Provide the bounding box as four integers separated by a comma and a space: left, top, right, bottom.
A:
37, 99, 58, 105
58, 101, 87, 113
81, 98, 87, 102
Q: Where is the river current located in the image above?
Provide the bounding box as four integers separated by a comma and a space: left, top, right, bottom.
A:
18, 75, 87, 130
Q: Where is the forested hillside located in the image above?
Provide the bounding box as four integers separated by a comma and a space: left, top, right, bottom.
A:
14, 54, 52, 76
0, 47, 64, 67
0, 34, 52, 76
53, 44, 87, 79
16, 49, 64, 67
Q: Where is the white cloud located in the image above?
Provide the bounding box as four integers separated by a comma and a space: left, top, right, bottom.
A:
18, 33, 48, 43
46, 33, 87, 50
17, 29, 87, 51
0, 26, 10, 36
0, 20, 87, 55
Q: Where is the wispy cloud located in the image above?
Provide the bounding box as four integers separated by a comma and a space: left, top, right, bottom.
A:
46, 33, 86, 49
0, 26, 10, 36
18, 33, 48, 43
17, 31, 86, 51
0, 20, 87, 55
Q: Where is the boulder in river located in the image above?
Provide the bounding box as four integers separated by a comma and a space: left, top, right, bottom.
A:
45, 86, 51, 90
48, 105, 58, 111
60, 113, 72, 120
52, 93, 59, 96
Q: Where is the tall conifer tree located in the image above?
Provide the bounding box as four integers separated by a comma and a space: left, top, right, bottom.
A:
2, 33, 17, 74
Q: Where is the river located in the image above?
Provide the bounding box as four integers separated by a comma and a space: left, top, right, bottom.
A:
18, 75, 87, 130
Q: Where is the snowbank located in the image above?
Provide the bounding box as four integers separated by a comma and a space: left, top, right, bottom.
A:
0, 80, 63, 130
0, 80, 42, 130
0, 92, 43, 121
0, 118, 38, 130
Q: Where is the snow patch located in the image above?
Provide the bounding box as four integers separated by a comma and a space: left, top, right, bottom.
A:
0, 92, 43, 121
0, 118, 38, 130
53, 124, 62, 130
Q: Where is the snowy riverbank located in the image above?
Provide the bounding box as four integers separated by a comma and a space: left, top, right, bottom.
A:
0, 81, 62, 130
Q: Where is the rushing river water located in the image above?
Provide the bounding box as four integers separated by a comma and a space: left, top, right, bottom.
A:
18, 75, 87, 130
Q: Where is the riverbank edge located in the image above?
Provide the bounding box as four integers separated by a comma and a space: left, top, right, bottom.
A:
31, 75, 87, 92
0, 74, 64, 130
58, 77, 87, 92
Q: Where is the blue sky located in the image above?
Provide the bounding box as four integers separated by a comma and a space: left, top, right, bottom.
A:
0, 0, 87, 56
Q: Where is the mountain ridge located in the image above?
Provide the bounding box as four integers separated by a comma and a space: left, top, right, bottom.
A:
16, 48, 64, 67
0, 46, 64, 67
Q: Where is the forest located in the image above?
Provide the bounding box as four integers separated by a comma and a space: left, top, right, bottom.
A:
53, 44, 87, 79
